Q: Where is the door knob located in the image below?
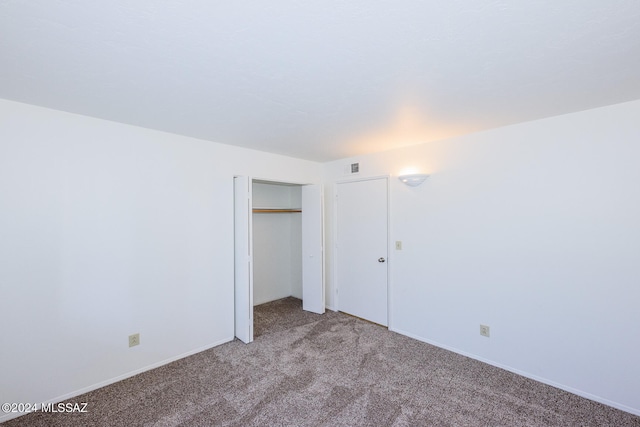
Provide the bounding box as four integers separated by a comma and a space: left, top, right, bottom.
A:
378, 257, 386, 263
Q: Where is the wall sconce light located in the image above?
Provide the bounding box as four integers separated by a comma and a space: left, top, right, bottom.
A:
398, 173, 429, 187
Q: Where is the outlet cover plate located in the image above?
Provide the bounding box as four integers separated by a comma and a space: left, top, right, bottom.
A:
480, 325, 490, 337
129, 333, 140, 347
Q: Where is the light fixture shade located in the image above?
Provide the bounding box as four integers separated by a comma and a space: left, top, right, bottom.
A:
398, 173, 429, 187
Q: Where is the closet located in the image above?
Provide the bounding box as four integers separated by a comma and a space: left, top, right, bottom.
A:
233, 176, 324, 344
252, 181, 302, 306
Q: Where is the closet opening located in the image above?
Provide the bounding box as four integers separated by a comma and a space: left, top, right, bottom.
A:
234, 177, 324, 344
252, 180, 304, 336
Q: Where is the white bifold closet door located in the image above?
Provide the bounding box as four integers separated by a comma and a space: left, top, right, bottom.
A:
234, 176, 253, 343
234, 177, 324, 344
302, 184, 324, 314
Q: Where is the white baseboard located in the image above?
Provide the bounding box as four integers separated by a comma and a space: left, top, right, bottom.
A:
0, 336, 235, 423
389, 327, 639, 417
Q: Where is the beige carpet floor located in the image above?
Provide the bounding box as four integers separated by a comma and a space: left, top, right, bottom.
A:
5, 297, 639, 426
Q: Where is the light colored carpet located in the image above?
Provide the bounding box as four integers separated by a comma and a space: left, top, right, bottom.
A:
5, 297, 639, 426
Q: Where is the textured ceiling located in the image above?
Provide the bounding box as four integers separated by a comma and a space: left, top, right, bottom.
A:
1, 1, 639, 161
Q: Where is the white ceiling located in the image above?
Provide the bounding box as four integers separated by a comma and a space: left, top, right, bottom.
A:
2, 1, 639, 161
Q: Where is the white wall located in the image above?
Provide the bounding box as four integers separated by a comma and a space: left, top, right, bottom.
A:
0, 99, 321, 421
3, 95, 639, 420
323, 99, 640, 415
252, 183, 302, 305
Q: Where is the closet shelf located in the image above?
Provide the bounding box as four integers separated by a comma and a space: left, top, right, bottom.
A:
253, 208, 302, 213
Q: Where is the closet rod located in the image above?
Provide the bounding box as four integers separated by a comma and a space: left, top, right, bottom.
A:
252, 208, 302, 213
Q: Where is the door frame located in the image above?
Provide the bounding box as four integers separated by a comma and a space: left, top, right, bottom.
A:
333, 175, 391, 327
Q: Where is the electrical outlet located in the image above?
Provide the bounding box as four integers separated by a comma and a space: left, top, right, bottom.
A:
129, 333, 140, 347
395, 241, 402, 250
479, 325, 490, 338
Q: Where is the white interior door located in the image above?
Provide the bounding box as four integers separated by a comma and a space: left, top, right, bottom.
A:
302, 184, 325, 314
234, 176, 253, 343
336, 177, 388, 326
